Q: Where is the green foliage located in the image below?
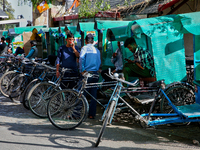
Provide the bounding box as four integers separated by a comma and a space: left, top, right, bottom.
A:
0, 0, 15, 30
78, 0, 111, 18
123, 0, 135, 6
18, 0, 55, 10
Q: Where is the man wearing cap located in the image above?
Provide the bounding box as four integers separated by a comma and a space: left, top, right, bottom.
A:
26, 40, 38, 59
79, 33, 101, 119
56, 32, 80, 88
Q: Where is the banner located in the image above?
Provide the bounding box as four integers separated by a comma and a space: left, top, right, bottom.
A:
37, 0, 52, 13
68, 0, 80, 11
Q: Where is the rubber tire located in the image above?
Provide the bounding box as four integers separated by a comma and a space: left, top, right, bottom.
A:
0, 71, 18, 97
22, 79, 40, 109
160, 85, 195, 126
28, 82, 61, 118
95, 101, 116, 147
8, 74, 28, 103
47, 89, 89, 130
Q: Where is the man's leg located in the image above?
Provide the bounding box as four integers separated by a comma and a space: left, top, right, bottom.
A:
123, 63, 151, 86
87, 75, 99, 118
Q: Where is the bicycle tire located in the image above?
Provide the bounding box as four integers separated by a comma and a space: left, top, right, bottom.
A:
22, 79, 40, 109
160, 85, 195, 126
8, 74, 28, 103
0, 71, 18, 97
28, 82, 61, 118
47, 89, 89, 130
95, 100, 116, 147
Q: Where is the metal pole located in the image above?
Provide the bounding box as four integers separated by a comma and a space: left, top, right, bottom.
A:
47, 9, 49, 28
3, 0, 5, 11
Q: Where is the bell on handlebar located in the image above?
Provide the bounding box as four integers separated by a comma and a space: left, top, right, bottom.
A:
113, 73, 119, 78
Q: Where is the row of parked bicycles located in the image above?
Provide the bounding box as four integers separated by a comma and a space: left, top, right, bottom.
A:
0, 54, 197, 147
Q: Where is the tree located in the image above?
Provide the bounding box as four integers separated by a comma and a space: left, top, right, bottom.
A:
18, 0, 56, 10
0, 0, 15, 30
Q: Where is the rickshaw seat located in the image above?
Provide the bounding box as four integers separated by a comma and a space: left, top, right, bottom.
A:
139, 77, 156, 82
139, 77, 156, 87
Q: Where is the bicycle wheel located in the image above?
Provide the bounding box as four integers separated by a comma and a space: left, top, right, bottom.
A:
160, 85, 195, 126
95, 100, 116, 147
9, 74, 29, 103
47, 89, 89, 130
28, 82, 61, 118
22, 79, 40, 110
0, 71, 18, 97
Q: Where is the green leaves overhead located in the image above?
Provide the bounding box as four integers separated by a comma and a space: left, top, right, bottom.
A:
78, 0, 111, 18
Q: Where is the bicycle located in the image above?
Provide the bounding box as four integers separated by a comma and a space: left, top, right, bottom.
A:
27, 67, 79, 118
20, 60, 57, 109
94, 69, 195, 147
46, 71, 131, 130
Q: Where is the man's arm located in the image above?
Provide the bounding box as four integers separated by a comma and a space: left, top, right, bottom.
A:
56, 47, 62, 78
79, 47, 86, 74
72, 44, 80, 58
25, 48, 35, 58
56, 64, 60, 78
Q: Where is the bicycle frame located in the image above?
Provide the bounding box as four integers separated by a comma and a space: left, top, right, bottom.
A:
102, 69, 200, 127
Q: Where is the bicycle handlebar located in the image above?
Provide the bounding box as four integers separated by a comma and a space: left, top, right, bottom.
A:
108, 68, 138, 86
82, 71, 99, 78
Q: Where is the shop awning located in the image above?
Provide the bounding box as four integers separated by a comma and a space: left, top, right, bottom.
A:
0, 19, 26, 25
0, 8, 9, 18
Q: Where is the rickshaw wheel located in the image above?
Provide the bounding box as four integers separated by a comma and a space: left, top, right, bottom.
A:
160, 85, 195, 126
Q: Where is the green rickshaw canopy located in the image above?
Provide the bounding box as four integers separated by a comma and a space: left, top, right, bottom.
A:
173, 11, 200, 35
14, 25, 46, 34
77, 22, 95, 32
94, 20, 131, 31
126, 15, 186, 84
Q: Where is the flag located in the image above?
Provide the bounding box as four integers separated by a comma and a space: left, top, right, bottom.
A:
68, 0, 80, 11
37, 0, 52, 13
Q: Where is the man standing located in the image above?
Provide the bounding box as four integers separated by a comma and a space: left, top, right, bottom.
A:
56, 32, 80, 88
0, 37, 7, 55
101, 41, 123, 82
6, 37, 12, 54
25, 40, 38, 59
79, 34, 101, 119
123, 37, 155, 85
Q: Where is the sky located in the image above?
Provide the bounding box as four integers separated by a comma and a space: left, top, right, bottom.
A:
7, 0, 32, 21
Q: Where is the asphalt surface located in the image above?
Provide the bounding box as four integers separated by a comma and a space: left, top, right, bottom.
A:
0, 94, 200, 150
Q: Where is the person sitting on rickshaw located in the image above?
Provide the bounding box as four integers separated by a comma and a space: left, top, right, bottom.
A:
123, 37, 155, 86
101, 41, 123, 82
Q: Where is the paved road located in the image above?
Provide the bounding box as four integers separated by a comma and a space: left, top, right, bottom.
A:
0, 94, 200, 150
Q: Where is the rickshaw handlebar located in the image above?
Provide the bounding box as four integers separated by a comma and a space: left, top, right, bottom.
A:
108, 68, 138, 86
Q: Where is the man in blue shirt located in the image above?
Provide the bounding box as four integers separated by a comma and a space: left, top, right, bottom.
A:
56, 32, 80, 88
26, 41, 38, 59
79, 33, 101, 119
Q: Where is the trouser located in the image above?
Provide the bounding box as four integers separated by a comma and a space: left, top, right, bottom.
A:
84, 71, 99, 117
123, 63, 151, 86
61, 71, 79, 89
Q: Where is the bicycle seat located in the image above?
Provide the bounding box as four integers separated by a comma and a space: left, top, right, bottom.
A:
147, 80, 165, 87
